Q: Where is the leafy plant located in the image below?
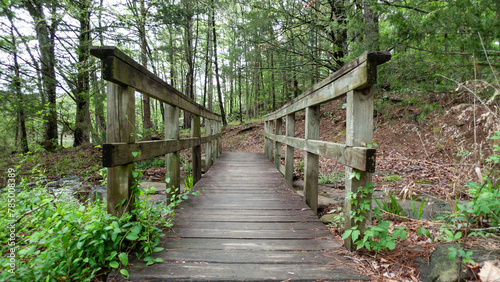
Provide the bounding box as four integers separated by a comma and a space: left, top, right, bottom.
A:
318, 171, 344, 185
342, 173, 407, 252
410, 197, 425, 220
0, 153, 200, 281
436, 131, 500, 265
375, 192, 405, 217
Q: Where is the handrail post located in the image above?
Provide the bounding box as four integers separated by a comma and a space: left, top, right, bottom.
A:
285, 113, 295, 185
205, 119, 212, 170
192, 115, 202, 184
218, 121, 222, 157
213, 121, 219, 161
106, 82, 135, 216
304, 106, 320, 214
264, 121, 270, 160
165, 104, 180, 204
344, 88, 374, 251
268, 120, 274, 162
274, 118, 282, 169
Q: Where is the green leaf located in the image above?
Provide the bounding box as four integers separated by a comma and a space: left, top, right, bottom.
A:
109, 261, 119, 268
120, 269, 129, 278
132, 151, 141, 157
132, 171, 139, 178
342, 229, 353, 240
126, 233, 139, 241
351, 230, 361, 242
448, 247, 457, 261
119, 252, 128, 266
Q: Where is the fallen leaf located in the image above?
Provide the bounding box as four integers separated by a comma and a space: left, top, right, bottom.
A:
479, 261, 500, 282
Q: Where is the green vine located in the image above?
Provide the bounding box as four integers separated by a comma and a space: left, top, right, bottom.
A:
342, 172, 407, 252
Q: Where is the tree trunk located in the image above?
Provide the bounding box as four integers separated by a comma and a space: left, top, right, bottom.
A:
22, 0, 58, 149
74, 0, 91, 146
8, 17, 29, 152
211, 0, 227, 126
139, 0, 152, 139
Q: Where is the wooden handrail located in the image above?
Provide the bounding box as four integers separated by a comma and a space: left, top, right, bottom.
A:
264, 51, 390, 251
91, 46, 222, 216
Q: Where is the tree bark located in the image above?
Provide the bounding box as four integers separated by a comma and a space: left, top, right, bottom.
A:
74, 0, 92, 146
22, 0, 58, 148
139, 0, 152, 139
7, 13, 29, 152
211, 0, 227, 126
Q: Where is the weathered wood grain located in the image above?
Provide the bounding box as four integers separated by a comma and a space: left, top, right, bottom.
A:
344, 89, 374, 251
102, 134, 221, 167
304, 106, 320, 214
164, 104, 180, 203
285, 113, 295, 184
264, 51, 390, 121
264, 134, 376, 172
109, 153, 367, 281
106, 83, 135, 216
91, 46, 220, 121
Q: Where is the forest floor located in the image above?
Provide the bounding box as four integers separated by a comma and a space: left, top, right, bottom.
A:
2, 83, 499, 281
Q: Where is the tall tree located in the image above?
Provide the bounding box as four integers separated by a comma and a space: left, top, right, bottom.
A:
21, 0, 59, 149
5, 7, 28, 152
211, 0, 227, 125
73, 0, 92, 146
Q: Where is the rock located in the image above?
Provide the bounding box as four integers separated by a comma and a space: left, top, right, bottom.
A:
420, 245, 500, 282
429, 244, 462, 282
320, 214, 338, 224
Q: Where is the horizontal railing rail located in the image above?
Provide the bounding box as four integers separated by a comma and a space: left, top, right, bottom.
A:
264, 51, 391, 251
91, 46, 222, 216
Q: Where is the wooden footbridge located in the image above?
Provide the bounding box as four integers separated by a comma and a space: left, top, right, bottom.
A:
91, 47, 390, 281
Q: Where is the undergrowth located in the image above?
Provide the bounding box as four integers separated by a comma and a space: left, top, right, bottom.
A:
0, 158, 198, 281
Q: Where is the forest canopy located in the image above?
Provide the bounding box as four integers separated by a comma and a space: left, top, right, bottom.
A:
1, 0, 499, 152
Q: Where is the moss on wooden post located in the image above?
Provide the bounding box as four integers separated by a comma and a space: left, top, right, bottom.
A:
106, 82, 135, 216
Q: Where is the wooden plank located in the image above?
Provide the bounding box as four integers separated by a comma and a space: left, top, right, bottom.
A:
172, 214, 319, 222
304, 106, 320, 214
264, 134, 376, 172
285, 113, 295, 184
344, 89, 374, 251
111, 153, 367, 281
166, 228, 333, 239
156, 249, 341, 264
90, 46, 221, 121
205, 119, 212, 170
170, 221, 326, 230
173, 209, 318, 217
102, 134, 220, 167
264, 51, 390, 121
161, 238, 340, 251
274, 118, 282, 169
192, 115, 202, 184
165, 104, 180, 203
106, 83, 135, 216
113, 262, 368, 282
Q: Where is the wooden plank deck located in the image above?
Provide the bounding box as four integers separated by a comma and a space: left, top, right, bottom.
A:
110, 152, 367, 281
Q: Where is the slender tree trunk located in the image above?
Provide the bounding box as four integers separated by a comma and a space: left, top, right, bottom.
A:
211, 0, 227, 126
203, 20, 211, 109
139, 0, 152, 139
74, 0, 91, 146
238, 63, 243, 124
22, 1, 58, 148
9, 19, 29, 152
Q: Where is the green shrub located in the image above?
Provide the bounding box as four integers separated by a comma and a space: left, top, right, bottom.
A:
0, 165, 197, 281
